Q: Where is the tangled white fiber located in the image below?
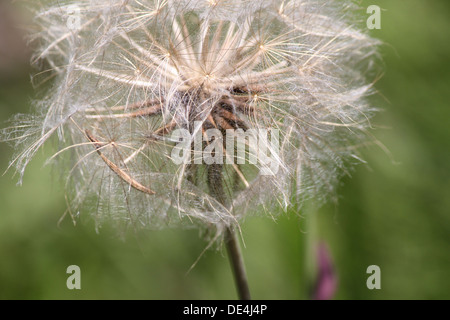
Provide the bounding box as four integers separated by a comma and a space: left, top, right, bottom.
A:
2, 0, 381, 235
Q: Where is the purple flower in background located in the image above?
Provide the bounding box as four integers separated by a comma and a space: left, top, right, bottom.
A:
313, 242, 338, 300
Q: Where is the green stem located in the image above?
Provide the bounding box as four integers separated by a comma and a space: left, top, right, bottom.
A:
304, 204, 318, 298
206, 164, 251, 300
225, 227, 251, 300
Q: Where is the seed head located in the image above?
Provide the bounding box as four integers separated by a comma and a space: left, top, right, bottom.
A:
2, 0, 380, 235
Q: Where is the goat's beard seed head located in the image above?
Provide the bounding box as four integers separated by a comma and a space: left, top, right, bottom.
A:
2, 0, 381, 235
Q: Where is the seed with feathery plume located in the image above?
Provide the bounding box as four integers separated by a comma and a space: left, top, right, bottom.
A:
2, 0, 380, 235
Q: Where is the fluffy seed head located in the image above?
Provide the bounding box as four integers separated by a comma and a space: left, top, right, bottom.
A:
2, 0, 380, 234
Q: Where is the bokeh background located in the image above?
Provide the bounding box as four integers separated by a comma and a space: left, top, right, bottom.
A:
0, 0, 448, 299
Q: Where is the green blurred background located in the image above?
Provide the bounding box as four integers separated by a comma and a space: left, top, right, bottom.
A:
0, 0, 448, 299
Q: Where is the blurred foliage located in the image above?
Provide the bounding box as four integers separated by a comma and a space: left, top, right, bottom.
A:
0, 0, 449, 299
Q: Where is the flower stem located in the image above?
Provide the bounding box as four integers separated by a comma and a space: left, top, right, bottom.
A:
225, 227, 251, 300
206, 164, 251, 299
